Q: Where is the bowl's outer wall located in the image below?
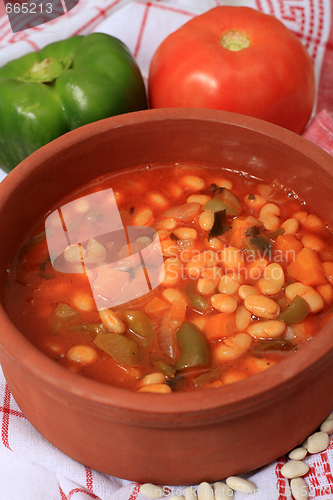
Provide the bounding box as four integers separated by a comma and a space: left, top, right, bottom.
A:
1, 109, 333, 484
2, 347, 333, 484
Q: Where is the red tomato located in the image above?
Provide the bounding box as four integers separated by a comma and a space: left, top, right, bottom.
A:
148, 7, 316, 134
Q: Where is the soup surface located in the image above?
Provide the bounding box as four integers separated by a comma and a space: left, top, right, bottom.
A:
4, 164, 333, 392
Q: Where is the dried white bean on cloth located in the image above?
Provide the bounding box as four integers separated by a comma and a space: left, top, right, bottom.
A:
226, 476, 256, 493
289, 447, 308, 461
213, 482, 234, 499
321, 412, 333, 434
280, 460, 309, 478
197, 482, 214, 500
290, 477, 309, 499
306, 431, 330, 454
140, 483, 165, 498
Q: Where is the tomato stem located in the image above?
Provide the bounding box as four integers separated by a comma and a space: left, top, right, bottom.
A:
220, 30, 251, 51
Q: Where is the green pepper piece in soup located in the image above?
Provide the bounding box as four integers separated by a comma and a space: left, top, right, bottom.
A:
53, 303, 78, 319
154, 360, 176, 379
94, 332, 141, 367
203, 198, 230, 213
193, 366, 222, 387
184, 285, 209, 313
209, 185, 242, 216
117, 310, 153, 347
71, 323, 106, 336
176, 323, 210, 370
278, 295, 310, 325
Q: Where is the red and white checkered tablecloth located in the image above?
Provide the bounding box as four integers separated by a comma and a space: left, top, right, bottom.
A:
1, 1, 333, 499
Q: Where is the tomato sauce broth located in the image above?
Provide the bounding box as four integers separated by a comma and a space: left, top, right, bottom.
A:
3, 164, 333, 393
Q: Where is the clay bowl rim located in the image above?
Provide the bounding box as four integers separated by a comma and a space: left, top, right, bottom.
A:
0, 107, 333, 420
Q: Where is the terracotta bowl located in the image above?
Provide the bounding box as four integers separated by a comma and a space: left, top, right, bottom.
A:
0, 108, 333, 486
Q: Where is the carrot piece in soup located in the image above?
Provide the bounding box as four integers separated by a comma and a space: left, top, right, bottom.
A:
204, 312, 236, 340
144, 297, 169, 314
323, 261, 333, 285
287, 247, 327, 287
274, 234, 303, 262
316, 283, 333, 305
230, 218, 251, 248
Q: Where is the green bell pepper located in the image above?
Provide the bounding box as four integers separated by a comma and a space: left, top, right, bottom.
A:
0, 33, 148, 171
278, 295, 310, 325
176, 322, 211, 370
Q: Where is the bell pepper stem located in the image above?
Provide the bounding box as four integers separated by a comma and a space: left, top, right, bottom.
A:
19, 56, 72, 83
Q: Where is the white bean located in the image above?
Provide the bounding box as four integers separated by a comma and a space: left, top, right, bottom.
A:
212, 178, 233, 190
321, 419, 333, 435
148, 192, 169, 209
140, 372, 166, 386
320, 412, 333, 434
84, 238, 107, 263
243, 193, 265, 210
162, 218, 177, 230
285, 282, 324, 313
187, 194, 211, 205
288, 447, 307, 461
206, 237, 224, 251
215, 333, 252, 361
197, 482, 214, 500
138, 384, 171, 394
181, 174, 205, 191
244, 294, 280, 319
218, 275, 240, 295
64, 243, 86, 262
306, 431, 329, 454
133, 208, 153, 226
220, 246, 244, 270
258, 263, 284, 295
235, 305, 251, 331
259, 202, 281, 231
211, 294, 238, 313
290, 477, 309, 500
73, 293, 95, 312
282, 217, 299, 234
199, 211, 214, 231
280, 460, 309, 479
140, 483, 165, 499
162, 257, 183, 286
238, 285, 258, 301
213, 482, 234, 499
99, 308, 126, 334
247, 320, 286, 339
197, 278, 216, 295
162, 288, 187, 305
173, 227, 198, 240
225, 476, 256, 494
67, 346, 97, 364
